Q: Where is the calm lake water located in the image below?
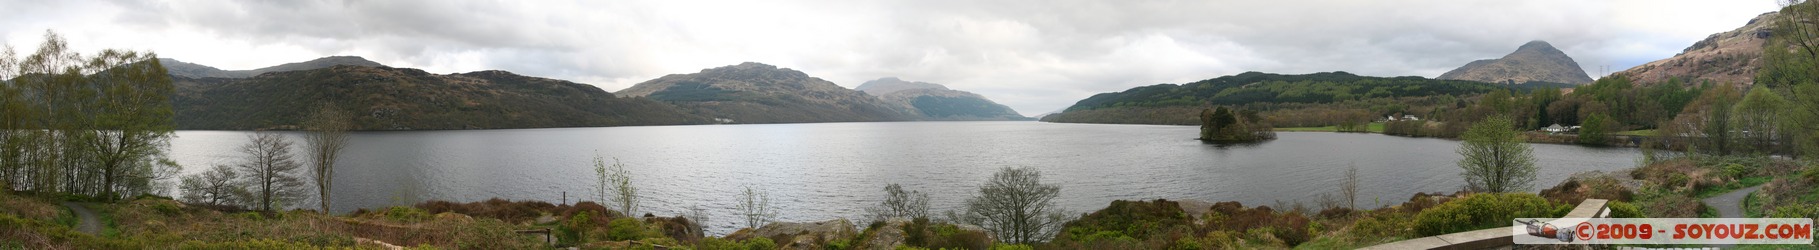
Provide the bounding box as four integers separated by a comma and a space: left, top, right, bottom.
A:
168, 121, 1639, 235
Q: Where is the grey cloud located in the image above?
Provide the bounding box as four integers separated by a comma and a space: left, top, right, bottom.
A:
17, 0, 1782, 115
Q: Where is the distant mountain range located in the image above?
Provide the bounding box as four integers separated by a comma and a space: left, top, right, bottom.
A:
161, 56, 385, 79
1438, 40, 1594, 85
171, 64, 708, 130
614, 62, 917, 124
1041, 71, 1569, 125
164, 58, 1026, 130
1610, 12, 1778, 87
855, 77, 1031, 121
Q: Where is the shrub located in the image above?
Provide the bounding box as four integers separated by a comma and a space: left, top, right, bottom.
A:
1640, 194, 1705, 218
559, 210, 597, 245
1606, 201, 1643, 218
988, 243, 1033, 250
1053, 199, 1188, 243
446, 218, 540, 249
607, 217, 657, 241
1348, 211, 1415, 242
1270, 213, 1312, 246
1666, 173, 1690, 189
1413, 193, 1565, 236
384, 206, 432, 223
1722, 163, 1750, 179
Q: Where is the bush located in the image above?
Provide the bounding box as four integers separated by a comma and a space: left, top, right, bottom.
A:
1270, 213, 1312, 246
1606, 201, 1643, 218
384, 206, 432, 223
559, 210, 597, 245
607, 217, 657, 241
1053, 200, 1188, 243
988, 244, 1033, 250
1348, 211, 1415, 242
1413, 193, 1565, 236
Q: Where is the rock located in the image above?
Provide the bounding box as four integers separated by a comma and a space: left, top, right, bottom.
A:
860, 218, 910, 250
725, 219, 857, 250
644, 215, 704, 243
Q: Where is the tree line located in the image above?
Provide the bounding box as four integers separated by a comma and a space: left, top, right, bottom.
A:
0, 31, 178, 201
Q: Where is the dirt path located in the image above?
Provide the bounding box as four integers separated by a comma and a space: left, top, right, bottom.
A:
1702, 184, 1764, 218
58, 201, 101, 235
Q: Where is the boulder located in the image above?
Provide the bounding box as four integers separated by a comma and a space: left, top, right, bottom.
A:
860, 218, 910, 250
644, 215, 704, 243
726, 219, 857, 250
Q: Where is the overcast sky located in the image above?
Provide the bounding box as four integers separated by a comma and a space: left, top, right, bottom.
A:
0, 0, 1786, 116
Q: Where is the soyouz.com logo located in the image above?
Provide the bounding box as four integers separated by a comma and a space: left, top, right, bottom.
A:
1514, 218, 1813, 244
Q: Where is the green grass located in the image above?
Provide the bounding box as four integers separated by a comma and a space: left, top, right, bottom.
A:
1695, 175, 1768, 197
1275, 122, 1384, 133
1616, 129, 1658, 136
55, 206, 77, 228
1743, 191, 1764, 218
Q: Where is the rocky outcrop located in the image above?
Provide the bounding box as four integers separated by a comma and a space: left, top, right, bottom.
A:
725, 219, 858, 250
644, 215, 705, 243
1439, 40, 1594, 85
1610, 12, 1778, 87
860, 218, 911, 250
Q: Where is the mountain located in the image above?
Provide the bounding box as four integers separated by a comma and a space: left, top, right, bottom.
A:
1438, 40, 1594, 85
159, 56, 386, 79
173, 65, 709, 130
1610, 12, 1778, 87
616, 62, 916, 123
1042, 71, 1554, 125
855, 77, 1030, 121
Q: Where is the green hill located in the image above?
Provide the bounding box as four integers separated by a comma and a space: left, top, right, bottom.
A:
855, 77, 1031, 121
173, 65, 709, 130
1045, 71, 1565, 124
616, 62, 917, 123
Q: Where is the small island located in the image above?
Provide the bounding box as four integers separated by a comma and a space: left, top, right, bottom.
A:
1198, 106, 1276, 143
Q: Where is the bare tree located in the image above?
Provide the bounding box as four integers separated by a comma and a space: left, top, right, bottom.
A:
1342, 163, 1360, 211
736, 186, 777, 229
304, 103, 351, 213
952, 167, 1071, 244
865, 183, 930, 223
593, 154, 639, 216
1457, 117, 1538, 193
237, 132, 305, 213
180, 164, 242, 207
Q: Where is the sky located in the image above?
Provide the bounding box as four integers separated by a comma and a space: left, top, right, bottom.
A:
0, 0, 1788, 116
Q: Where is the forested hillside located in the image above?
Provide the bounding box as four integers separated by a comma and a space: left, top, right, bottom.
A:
617, 63, 917, 123
174, 65, 710, 130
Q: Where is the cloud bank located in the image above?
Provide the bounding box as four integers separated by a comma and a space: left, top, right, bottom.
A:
0, 0, 1784, 115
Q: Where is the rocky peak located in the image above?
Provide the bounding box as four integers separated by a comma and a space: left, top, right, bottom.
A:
1437, 40, 1593, 85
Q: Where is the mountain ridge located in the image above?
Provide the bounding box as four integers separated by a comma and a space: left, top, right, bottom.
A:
616, 62, 917, 123
159, 56, 385, 79
1438, 40, 1593, 85
1609, 12, 1777, 87
172, 64, 709, 130
855, 77, 1030, 121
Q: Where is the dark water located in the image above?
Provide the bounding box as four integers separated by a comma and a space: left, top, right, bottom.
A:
168, 121, 1639, 235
